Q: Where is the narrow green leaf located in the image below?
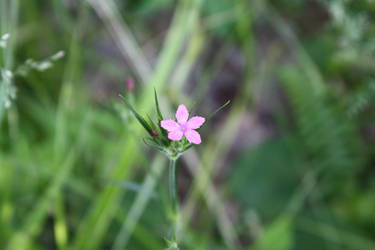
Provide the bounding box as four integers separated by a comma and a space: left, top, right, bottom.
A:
154, 88, 168, 138
146, 115, 157, 131
182, 144, 194, 152
154, 88, 164, 121
206, 100, 231, 121
142, 138, 165, 153
119, 94, 154, 136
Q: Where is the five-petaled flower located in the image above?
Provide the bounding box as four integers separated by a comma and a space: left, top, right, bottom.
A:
161, 104, 205, 144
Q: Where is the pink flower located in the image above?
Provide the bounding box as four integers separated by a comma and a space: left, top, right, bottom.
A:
161, 104, 205, 144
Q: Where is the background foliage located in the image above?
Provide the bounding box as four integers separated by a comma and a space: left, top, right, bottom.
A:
1, 0, 375, 249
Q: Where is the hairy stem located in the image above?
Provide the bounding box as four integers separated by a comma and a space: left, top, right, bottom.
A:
169, 157, 179, 244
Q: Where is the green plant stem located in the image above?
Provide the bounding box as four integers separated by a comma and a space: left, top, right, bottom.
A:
169, 157, 179, 244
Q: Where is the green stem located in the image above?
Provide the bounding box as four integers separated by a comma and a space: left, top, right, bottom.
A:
169, 157, 179, 244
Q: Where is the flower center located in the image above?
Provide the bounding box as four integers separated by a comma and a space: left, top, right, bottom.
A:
179, 122, 188, 133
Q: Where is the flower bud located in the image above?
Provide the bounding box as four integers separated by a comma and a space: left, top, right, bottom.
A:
126, 78, 134, 93
151, 130, 159, 137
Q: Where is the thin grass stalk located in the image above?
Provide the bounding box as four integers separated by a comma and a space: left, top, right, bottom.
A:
0, 0, 18, 124
86, 0, 152, 83
7, 0, 19, 69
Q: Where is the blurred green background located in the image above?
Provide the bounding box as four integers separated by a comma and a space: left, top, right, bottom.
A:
1, 0, 375, 249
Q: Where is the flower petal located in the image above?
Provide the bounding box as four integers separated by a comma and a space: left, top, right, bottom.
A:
176, 104, 189, 123
187, 116, 205, 129
160, 120, 179, 132
185, 129, 202, 144
168, 130, 183, 141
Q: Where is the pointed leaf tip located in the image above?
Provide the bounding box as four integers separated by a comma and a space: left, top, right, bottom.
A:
119, 94, 154, 136
206, 100, 231, 121
154, 88, 164, 121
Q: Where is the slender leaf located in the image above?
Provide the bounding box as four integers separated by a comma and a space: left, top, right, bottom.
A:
119, 94, 154, 136
154, 88, 164, 122
206, 100, 230, 122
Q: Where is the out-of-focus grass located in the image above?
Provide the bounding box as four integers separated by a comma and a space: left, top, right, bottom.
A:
1, 0, 375, 249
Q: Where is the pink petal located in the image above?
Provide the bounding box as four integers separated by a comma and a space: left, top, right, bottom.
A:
185, 129, 201, 144
168, 130, 183, 141
176, 104, 189, 123
160, 120, 179, 132
187, 116, 205, 130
